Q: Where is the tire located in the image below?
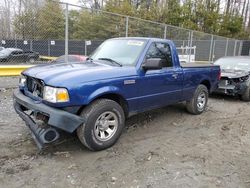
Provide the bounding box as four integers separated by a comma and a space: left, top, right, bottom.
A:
77, 99, 125, 151
28, 58, 35, 63
186, 84, 208, 115
241, 86, 250, 101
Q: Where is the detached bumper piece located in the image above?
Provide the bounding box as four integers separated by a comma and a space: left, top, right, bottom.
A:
216, 79, 247, 95
13, 89, 85, 150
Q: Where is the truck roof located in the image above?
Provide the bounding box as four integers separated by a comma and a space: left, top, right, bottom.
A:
111, 37, 172, 43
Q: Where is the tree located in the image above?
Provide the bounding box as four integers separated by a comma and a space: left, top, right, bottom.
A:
161, 0, 183, 26
13, 9, 38, 39
219, 15, 248, 38
11, 0, 250, 40
0, 0, 15, 39
12, 0, 46, 39
105, 0, 136, 16
36, 0, 65, 39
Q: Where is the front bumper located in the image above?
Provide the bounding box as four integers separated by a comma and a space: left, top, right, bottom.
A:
13, 89, 85, 149
214, 80, 247, 95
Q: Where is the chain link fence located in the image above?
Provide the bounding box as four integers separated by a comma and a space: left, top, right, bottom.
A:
0, 1, 246, 64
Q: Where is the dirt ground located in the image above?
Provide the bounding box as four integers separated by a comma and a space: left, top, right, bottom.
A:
1, 77, 250, 188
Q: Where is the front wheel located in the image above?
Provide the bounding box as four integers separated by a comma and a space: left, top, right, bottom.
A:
186, 84, 208, 115
27, 57, 35, 63
77, 99, 125, 151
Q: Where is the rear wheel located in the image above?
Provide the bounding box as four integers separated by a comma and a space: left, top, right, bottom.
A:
186, 84, 208, 115
241, 86, 250, 101
77, 99, 125, 151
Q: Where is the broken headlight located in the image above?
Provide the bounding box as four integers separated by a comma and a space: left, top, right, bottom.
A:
19, 74, 26, 87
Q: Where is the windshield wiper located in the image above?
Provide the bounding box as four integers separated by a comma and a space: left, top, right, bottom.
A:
98, 58, 122, 67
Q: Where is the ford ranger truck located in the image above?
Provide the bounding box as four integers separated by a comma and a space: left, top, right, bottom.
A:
13, 37, 221, 151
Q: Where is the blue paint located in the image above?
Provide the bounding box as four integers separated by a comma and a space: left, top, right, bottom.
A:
22, 37, 220, 116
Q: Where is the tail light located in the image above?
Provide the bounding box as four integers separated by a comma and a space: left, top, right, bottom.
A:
218, 69, 221, 80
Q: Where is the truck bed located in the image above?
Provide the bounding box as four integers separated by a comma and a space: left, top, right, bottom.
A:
181, 62, 217, 68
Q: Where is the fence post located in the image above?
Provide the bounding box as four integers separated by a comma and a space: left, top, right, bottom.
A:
85, 41, 87, 56
65, 3, 69, 62
163, 25, 167, 39
225, 38, 229, 56
125, 16, 129, 37
14, 34, 17, 48
233, 40, 237, 56
188, 31, 193, 63
238, 40, 243, 56
187, 31, 190, 48
48, 40, 50, 56
30, 40, 33, 51
209, 35, 214, 62
212, 40, 216, 61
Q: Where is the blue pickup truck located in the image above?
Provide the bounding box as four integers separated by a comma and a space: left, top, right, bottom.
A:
14, 37, 221, 151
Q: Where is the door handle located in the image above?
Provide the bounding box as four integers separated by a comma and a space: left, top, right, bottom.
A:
172, 73, 178, 79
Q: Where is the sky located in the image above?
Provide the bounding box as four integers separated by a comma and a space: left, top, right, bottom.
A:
0, 0, 87, 10
60, 0, 93, 8
60, 0, 81, 5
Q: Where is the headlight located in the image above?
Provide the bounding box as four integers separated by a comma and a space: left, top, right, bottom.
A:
19, 75, 26, 87
43, 86, 69, 103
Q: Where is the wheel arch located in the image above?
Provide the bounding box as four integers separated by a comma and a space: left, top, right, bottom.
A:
78, 87, 129, 117
200, 79, 211, 92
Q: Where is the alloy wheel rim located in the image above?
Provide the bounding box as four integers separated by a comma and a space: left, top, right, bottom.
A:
29, 58, 35, 63
94, 111, 118, 141
197, 92, 206, 110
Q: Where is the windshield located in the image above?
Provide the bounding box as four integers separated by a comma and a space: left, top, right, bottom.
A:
214, 58, 250, 71
0, 49, 12, 56
90, 39, 147, 66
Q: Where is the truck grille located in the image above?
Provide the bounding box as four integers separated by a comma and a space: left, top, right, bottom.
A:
26, 76, 44, 98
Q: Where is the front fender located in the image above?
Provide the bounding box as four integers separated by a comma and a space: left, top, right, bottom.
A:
85, 86, 123, 104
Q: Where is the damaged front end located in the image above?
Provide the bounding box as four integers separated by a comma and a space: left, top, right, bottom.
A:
216, 69, 250, 95
13, 89, 85, 150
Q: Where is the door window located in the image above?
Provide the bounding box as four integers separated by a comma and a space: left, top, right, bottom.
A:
146, 42, 172, 67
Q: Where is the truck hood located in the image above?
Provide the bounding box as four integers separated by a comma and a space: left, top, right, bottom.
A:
23, 62, 137, 87
221, 69, 250, 79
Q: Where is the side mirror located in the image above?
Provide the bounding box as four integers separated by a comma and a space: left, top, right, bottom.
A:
142, 58, 164, 70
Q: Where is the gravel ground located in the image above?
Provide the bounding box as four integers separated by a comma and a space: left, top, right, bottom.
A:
1, 77, 250, 188
0, 76, 19, 89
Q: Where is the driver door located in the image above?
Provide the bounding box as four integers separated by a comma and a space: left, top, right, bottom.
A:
138, 42, 183, 110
